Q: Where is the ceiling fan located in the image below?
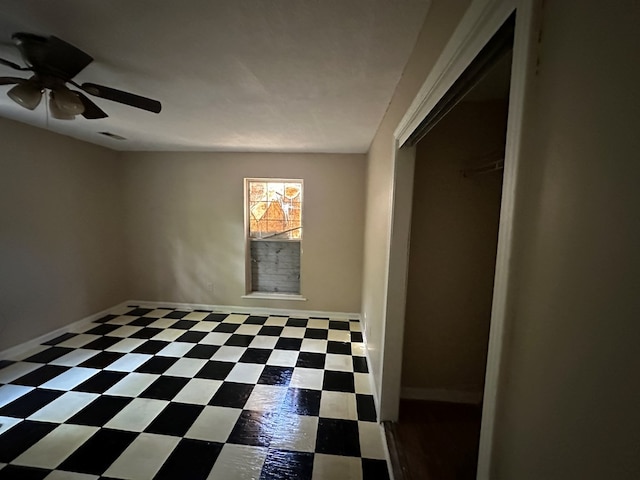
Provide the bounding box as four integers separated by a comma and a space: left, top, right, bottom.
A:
0, 32, 161, 120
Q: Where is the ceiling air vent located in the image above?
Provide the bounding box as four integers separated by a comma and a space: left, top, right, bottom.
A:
99, 131, 127, 140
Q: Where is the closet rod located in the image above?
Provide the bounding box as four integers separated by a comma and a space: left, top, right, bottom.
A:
462, 159, 504, 178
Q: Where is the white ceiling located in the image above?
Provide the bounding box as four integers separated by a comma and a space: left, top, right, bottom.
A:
0, 0, 431, 152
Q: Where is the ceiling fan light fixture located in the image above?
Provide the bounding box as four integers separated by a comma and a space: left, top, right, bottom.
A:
49, 91, 76, 120
52, 88, 85, 116
7, 82, 42, 110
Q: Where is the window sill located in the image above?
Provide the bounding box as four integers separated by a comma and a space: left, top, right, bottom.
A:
242, 293, 307, 302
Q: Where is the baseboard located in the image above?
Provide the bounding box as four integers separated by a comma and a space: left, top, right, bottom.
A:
126, 299, 361, 321
0, 300, 132, 360
360, 322, 381, 422
400, 386, 483, 405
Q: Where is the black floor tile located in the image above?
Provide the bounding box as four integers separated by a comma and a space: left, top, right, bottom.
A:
79, 351, 125, 369
286, 318, 308, 328
258, 366, 293, 386
303, 328, 328, 340
73, 371, 127, 394
0, 464, 50, 479
225, 334, 254, 347
0, 359, 14, 370
203, 313, 229, 322
257, 326, 283, 336
296, 352, 326, 369
316, 418, 361, 457
362, 458, 391, 480
23, 347, 74, 364
132, 340, 170, 354
227, 410, 277, 447
213, 323, 240, 333
66, 395, 133, 426
353, 356, 369, 373
239, 348, 272, 365
0, 388, 63, 418
329, 320, 350, 331
140, 376, 190, 401
128, 316, 157, 327
145, 402, 204, 437
42, 333, 78, 346
154, 438, 223, 480
12, 365, 69, 387
0, 420, 57, 462
323, 371, 355, 393
260, 449, 314, 480
95, 314, 118, 323
127, 308, 154, 317
82, 336, 122, 350
185, 344, 219, 359
356, 394, 377, 422
163, 310, 189, 319
58, 428, 138, 475
209, 382, 254, 408
351, 332, 364, 343
244, 315, 267, 325
170, 319, 198, 330
84, 324, 121, 336
327, 341, 352, 355
135, 356, 178, 374
195, 360, 235, 380
282, 388, 321, 416
176, 331, 208, 343
275, 338, 302, 351
130, 327, 164, 339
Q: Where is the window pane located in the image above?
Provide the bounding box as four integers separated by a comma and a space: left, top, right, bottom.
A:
248, 180, 302, 239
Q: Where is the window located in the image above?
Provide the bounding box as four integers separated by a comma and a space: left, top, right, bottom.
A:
245, 179, 303, 296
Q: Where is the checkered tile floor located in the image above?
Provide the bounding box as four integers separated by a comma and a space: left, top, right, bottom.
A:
0, 305, 390, 479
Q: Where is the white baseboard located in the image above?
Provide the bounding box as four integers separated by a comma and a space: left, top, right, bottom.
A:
126, 299, 361, 321
360, 322, 381, 422
400, 386, 483, 405
0, 301, 131, 360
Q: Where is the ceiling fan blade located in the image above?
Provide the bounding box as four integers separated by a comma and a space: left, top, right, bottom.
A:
74, 91, 108, 119
0, 76, 26, 85
12, 33, 93, 80
0, 57, 29, 71
81, 82, 162, 114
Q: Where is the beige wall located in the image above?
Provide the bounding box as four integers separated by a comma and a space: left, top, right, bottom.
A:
122, 151, 365, 313
402, 100, 507, 396
0, 118, 127, 351
491, 0, 640, 477
361, 0, 472, 409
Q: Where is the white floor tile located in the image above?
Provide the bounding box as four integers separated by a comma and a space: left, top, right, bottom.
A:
235, 324, 261, 336
105, 353, 153, 372
185, 406, 241, 443
201, 332, 232, 346
354, 373, 373, 394
146, 309, 170, 318
108, 325, 143, 338
244, 385, 287, 411
0, 416, 22, 435
39, 368, 99, 391
281, 326, 305, 338
207, 444, 267, 480
0, 384, 34, 407
104, 433, 180, 480
226, 363, 264, 384
328, 330, 351, 342
300, 339, 328, 353
270, 414, 318, 452
45, 470, 99, 480
290, 368, 324, 390
358, 421, 387, 460
105, 338, 146, 353
308, 319, 330, 329
264, 316, 288, 326
28, 392, 99, 423
313, 453, 362, 480
250, 336, 278, 349
0, 362, 41, 383
105, 398, 168, 432
212, 346, 246, 362
164, 358, 208, 377
351, 343, 366, 356
57, 334, 101, 349
319, 391, 358, 420
349, 322, 362, 332
106, 315, 137, 325
156, 342, 194, 358
189, 322, 218, 333
49, 349, 98, 367
172, 378, 222, 405
183, 311, 209, 321
325, 354, 354, 372
12, 424, 98, 469
267, 350, 298, 367
223, 314, 249, 324
104, 373, 159, 397
152, 329, 184, 342
148, 318, 178, 329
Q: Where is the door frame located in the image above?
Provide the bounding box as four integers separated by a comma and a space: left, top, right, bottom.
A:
379, 0, 541, 477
